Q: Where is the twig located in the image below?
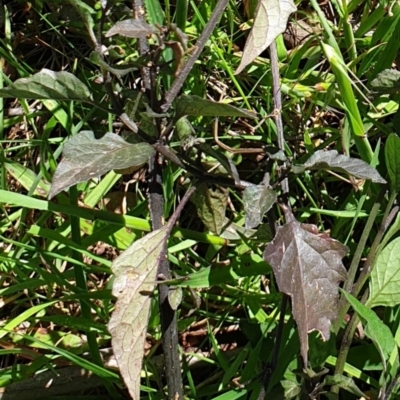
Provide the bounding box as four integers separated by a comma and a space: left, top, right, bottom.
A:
269, 42, 289, 198
213, 119, 265, 154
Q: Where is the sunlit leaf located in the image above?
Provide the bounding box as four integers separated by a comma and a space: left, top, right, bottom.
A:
385, 134, 400, 193
0, 69, 91, 101
370, 69, 400, 94
235, 0, 297, 74
369, 237, 400, 307
191, 184, 228, 235
108, 225, 170, 399
105, 18, 156, 38
243, 184, 277, 228
292, 150, 386, 184
264, 206, 348, 365
175, 95, 257, 119
341, 290, 395, 372
49, 131, 154, 198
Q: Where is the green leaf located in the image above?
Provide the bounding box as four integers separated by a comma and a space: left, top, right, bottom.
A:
0, 69, 92, 101
341, 290, 396, 371
385, 133, 400, 193
144, 0, 164, 25
243, 184, 277, 229
371, 69, 400, 94
68, 0, 96, 45
323, 375, 366, 397
191, 184, 228, 235
108, 224, 171, 399
293, 150, 386, 184
175, 95, 257, 119
170, 254, 271, 288
49, 131, 154, 198
235, 0, 297, 74
369, 237, 400, 307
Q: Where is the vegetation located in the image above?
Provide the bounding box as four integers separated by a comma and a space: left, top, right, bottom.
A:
0, 0, 400, 399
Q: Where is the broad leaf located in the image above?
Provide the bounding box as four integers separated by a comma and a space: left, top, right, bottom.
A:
235, 0, 297, 74
369, 237, 400, 307
191, 184, 228, 235
105, 18, 156, 38
292, 150, 386, 184
108, 225, 170, 400
175, 95, 257, 120
49, 131, 154, 198
0, 69, 91, 101
385, 133, 400, 193
370, 69, 400, 94
263, 206, 348, 365
341, 290, 395, 372
243, 184, 277, 228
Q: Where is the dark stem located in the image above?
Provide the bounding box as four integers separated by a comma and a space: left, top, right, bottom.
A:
148, 155, 184, 399
161, 0, 230, 111
260, 42, 291, 398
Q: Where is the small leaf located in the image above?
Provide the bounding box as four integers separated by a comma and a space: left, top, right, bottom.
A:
49, 131, 154, 198
341, 290, 395, 371
90, 52, 138, 76
323, 375, 366, 397
264, 206, 348, 365
108, 225, 170, 400
369, 237, 400, 307
105, 18, 156, 39
385, 134, 400, 193
0, 69, 92, 101
168, 286, 183, 310
191, 184, 228, 235
293, 150, 386, 184
243, 184, 277, 228
235, 0, 297, 74
370, 69, 400, 94
175, 95, 257, 120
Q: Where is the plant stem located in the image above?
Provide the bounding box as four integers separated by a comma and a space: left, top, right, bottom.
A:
332, 288, 369, 391
261, 41, 291, 395
162, 0, 230, 111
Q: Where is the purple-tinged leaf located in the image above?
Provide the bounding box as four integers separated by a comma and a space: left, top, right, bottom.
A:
105, 18, 156, 39
263, 206, 348, 365
49, 131, 154, 198
292, 150, 386, 184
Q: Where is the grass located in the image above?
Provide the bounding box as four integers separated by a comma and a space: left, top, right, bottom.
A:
0, 0, 400, 399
